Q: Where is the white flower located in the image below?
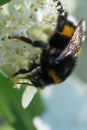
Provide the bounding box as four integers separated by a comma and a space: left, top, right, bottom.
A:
0, 0, 76, 108
33, 116, 51, 130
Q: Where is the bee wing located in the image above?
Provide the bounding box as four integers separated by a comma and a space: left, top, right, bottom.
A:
22, 85, 37, 109
56, 19, 85, 63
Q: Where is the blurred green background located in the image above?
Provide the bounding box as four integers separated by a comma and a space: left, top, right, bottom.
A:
0, 74, 45, 130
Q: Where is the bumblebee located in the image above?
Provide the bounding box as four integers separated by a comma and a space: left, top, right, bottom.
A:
9, 0, 85, 89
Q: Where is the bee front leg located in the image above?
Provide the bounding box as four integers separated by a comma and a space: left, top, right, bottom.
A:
8, 35, 47, 49
9, 63, 39, 79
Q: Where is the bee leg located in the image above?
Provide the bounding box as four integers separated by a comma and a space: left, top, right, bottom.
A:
9, 63, 38, 79
8, 36, 46, 49
55, 0, 68, 17
10, 69, 30, 78
8, 35, 32, 44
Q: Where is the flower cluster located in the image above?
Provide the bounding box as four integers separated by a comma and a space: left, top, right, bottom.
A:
0, 0, 58, 77
0, 0, 76, 108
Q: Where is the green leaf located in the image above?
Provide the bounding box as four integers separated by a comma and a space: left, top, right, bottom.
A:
0, 74, 45, 130
0, 125, 14, 130
0, 0, 11, 6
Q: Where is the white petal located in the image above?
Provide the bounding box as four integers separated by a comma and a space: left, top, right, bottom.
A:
22, 85, 37, 109
33, 116, 51, 130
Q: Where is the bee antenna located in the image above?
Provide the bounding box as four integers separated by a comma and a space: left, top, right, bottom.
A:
55, 0, 68, 16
